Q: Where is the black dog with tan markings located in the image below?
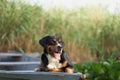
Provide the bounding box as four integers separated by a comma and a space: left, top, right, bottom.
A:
36, 36, 74, 73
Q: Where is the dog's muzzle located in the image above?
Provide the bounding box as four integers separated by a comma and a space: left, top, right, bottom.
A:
56, 43, 63, 53
57, 46, 62, 52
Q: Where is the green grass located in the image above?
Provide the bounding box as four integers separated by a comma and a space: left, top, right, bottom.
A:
0, 0, 120, 62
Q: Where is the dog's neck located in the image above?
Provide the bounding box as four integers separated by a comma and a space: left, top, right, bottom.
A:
46, 54, 62, 69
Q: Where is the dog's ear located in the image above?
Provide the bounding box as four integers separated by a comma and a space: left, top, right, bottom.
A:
39, 36, 50, 48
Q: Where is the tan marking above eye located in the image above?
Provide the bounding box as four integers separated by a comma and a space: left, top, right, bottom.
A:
52, 39, 57, 42
58, 39, 61, 42
58, 40, 63, 43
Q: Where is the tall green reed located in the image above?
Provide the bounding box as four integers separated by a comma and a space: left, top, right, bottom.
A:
0, 0, 120, 62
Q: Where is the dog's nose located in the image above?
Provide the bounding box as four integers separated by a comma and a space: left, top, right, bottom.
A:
57, 46, 62, 51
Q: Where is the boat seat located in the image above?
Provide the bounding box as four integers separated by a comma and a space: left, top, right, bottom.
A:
0, 53, 40, 71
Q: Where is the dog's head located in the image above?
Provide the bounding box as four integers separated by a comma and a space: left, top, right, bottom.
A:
39, 36, 64, 60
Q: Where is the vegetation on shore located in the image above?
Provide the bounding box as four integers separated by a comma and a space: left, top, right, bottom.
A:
74, 55, 120, 80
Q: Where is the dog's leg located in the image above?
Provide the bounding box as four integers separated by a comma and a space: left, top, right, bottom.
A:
65, 67, 74, 73
48, 68, 63, 72
35, 62, 45, 71
62, 61, 67, 67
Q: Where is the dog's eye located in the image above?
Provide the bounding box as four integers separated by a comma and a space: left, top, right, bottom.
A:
47, 40, 56, 45
52, 39, 56, 42
58, 40, 63, 44
59, 40, 62, 43
60, 41, 64, 45
52, 40, 56, 44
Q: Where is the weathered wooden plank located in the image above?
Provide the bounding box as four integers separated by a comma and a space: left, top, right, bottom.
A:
0, 71, 82, 80
0, 62, 40, 65
0, 53, 22, 56
0, 53, 40, 70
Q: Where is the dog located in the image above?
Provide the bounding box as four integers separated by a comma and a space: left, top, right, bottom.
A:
36, 36, 74, 73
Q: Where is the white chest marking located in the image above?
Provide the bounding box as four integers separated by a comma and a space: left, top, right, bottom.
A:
47, 54, 62, 69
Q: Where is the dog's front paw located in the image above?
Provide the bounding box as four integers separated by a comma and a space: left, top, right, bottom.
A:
34, 68, 42, 72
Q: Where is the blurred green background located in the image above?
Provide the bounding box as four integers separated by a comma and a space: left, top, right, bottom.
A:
0, 0, 120, 63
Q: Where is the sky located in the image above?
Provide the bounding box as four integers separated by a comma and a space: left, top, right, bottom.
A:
25, 0, 120, 13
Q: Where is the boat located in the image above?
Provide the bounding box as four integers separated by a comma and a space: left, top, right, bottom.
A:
0, 52, 83, 80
